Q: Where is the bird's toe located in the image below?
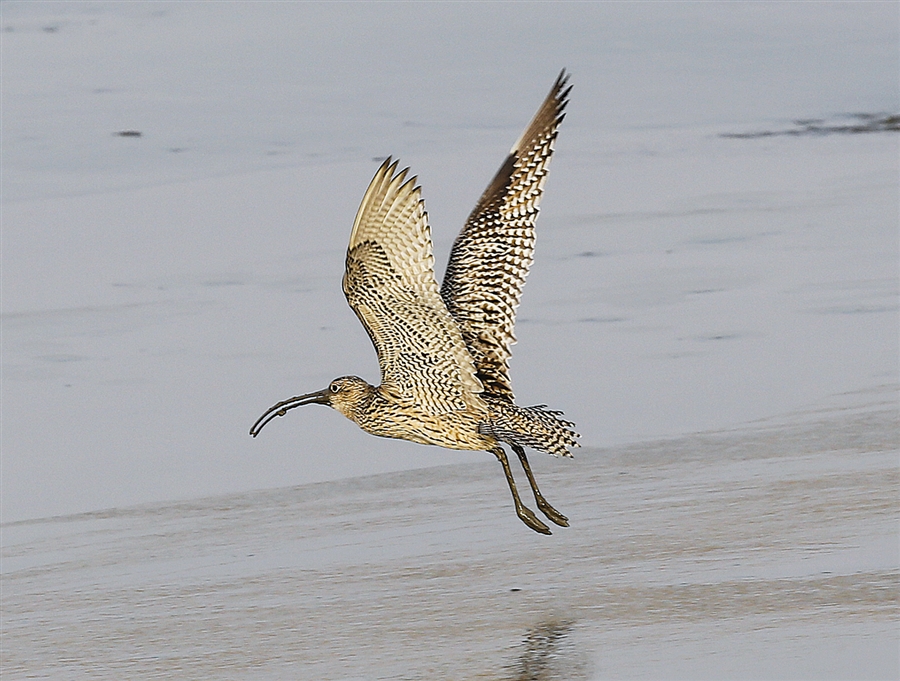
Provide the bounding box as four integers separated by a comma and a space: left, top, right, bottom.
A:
517, 505, 552, 535
537, 498, 569, 527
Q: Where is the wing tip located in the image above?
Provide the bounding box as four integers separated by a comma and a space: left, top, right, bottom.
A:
377, 156, 421, 199
352, 156, 422, 246
509, 69, 572, 154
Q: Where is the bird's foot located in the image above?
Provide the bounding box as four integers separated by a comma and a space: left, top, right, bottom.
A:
517, 504, 552, 535
535, 496, 569, 527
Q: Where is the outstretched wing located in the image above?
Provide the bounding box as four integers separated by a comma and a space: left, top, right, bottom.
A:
440, 71, 571, 401
344, 158, 484, 414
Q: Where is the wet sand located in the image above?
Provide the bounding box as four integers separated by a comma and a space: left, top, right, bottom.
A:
4, 393, 897, 680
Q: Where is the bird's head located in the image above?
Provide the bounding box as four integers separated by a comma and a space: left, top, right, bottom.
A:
250, 375, 374, 437
321, 376, 375, 420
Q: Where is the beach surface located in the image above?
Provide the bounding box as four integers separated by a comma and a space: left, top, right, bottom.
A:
3, 390, 897, 679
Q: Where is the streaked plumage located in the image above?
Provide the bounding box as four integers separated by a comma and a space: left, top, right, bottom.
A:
251, 71, 578, 534
442, 72, 570, 400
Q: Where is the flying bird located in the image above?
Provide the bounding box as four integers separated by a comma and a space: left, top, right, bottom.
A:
251, 71, 578, 534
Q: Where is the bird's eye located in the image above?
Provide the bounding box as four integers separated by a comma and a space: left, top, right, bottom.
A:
330, 383, 339, 393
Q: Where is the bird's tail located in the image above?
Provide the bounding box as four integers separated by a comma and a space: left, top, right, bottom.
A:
480, 397, 580, 457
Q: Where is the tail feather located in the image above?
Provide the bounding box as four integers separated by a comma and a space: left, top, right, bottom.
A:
480, 397, 580, 457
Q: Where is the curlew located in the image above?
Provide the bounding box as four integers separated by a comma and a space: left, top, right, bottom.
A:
251, 71, 578, 534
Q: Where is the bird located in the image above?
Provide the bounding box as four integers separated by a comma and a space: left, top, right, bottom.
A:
250, 71, 578, 534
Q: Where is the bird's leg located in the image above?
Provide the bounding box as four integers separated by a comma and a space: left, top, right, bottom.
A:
490, 446, 551, 535
512, 444, 569, 527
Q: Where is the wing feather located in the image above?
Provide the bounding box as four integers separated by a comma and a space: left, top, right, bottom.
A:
440, 71, 571, 400
345, 159, 484, 414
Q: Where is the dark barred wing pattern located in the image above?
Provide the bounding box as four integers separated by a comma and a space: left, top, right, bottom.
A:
440, 71, 572, 400
344, 159, 485, 415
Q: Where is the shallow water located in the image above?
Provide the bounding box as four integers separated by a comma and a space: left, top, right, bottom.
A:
4, 395, 897, 680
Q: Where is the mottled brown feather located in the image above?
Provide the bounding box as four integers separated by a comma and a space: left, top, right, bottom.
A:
441, 70, 571, 400
344, 159, 485, 415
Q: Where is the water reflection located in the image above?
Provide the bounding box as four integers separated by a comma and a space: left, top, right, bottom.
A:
508, 619, 589, 681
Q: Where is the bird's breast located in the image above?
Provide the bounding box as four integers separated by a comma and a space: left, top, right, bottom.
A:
353, 397, 494, 451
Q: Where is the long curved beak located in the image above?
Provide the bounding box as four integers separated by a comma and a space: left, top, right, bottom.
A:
249, 389, 331, 437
